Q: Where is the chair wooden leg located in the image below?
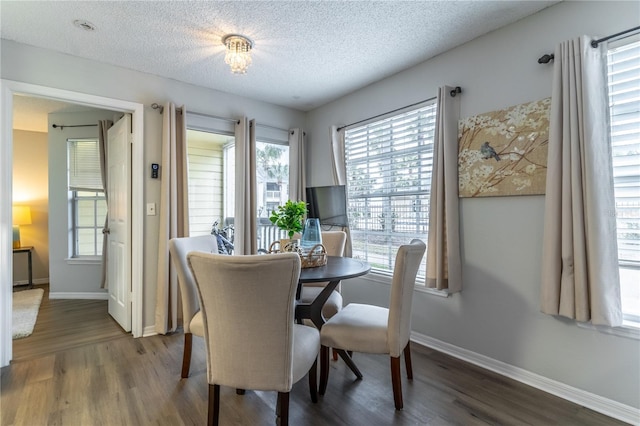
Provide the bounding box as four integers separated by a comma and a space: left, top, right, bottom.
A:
208, 384, 220, 426
390, 356, 403, 410
319, 345, 330, 395
332, 348, 338, 361
277, 392, 289, 426
404, 342, 413, 380
181, 333, 193, 378
308, 358, 318, 403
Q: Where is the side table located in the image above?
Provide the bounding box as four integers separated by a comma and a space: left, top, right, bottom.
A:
13, 246, 33, 289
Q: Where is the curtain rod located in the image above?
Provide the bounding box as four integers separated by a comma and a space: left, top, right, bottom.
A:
538, 25, 640, 64
591, 25, 640, 47
336, 87, 461, 132
151, 103, 239, 124
151, 103, 291, 133
51, 124, 98, 130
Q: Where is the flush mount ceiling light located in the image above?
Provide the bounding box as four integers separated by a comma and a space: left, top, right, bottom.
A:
222, 34, 253, 75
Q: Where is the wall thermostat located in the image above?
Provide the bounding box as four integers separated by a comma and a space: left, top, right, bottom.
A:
151, 163, 159, 179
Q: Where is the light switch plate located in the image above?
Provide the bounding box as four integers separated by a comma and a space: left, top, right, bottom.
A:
146, 203, 156, 216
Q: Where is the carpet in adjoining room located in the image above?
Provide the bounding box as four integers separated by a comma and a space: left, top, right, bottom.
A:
12, 288, 44, 339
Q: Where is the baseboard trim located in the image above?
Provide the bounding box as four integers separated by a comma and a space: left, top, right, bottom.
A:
143, 325, 158, 337
48, 292, 108, 300
12, 277, 49, 286
411, 332, 639, 425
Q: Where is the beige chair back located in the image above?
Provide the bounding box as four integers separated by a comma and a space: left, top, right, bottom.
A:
187, 251, 302, 392
291, 230, 346, 256
303, 231, 346, 291
169, 235, 218, 334
387, 239, 426, 358
320, 231, 347, 257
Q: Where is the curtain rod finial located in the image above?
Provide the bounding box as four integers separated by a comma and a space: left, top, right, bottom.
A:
151, 103, 164, 114
538, 53, 554, 64
450, 86, 462, 97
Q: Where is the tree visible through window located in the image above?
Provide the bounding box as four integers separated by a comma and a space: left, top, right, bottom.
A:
345, 101, 437, 280
257, 142, 289, 219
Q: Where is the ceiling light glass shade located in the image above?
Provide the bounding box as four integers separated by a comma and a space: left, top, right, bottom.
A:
222, 34, 253, 74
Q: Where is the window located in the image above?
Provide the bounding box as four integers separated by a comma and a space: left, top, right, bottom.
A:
185, 129, 290, 252
607, 39, 640, 325
72, 191, 106, 256
186, 130, 231, 236
257, 141, 289, 219
67, 138, 105, 257
256, 140, 290, 250
345, 101, 437, 280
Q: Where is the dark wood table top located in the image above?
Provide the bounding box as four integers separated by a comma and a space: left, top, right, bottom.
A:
298, 256, 370, 283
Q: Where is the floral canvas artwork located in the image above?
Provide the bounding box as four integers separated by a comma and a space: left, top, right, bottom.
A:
458, 98, 550, 197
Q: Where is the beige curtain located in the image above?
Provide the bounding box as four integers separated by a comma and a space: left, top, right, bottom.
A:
540, 36, 622, 326
288, 128, 306, 202
234, 118, 257, 255
426, 86, 462, 293
98, 119, 113, 289
329, 125, 352, 257
155, 103, 189, 334
330, 125, 347, 186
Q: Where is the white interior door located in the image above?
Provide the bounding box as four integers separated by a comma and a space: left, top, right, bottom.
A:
107, 114, 132, 331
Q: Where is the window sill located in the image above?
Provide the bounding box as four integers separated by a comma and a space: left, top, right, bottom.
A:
415, 285, 450, 298
361, 272, 450, 298
576, 320, 640, 340
66, 257, 102, 265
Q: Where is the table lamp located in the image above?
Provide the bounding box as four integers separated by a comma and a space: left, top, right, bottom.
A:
12, 205, 32, 249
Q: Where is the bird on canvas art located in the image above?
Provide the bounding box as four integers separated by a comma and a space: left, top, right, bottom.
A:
481, 142, 500, 161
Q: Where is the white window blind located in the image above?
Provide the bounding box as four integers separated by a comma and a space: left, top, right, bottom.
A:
608, 39, 640, 323
345, 101, 437, 278
68, 139, 103, 192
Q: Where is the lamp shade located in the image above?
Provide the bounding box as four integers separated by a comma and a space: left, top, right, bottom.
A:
12, 205, 32, 226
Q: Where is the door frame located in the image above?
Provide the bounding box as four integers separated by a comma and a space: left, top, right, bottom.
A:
0, 80, 144, 367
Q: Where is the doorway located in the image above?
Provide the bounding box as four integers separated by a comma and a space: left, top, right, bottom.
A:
11, 98, 122, 359
1, 80, 145, 367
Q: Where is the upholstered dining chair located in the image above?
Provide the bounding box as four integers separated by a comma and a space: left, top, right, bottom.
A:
168, 235, 218, 378
318, 239, 426, 410
187, 251, 320, 426
299, 230, 347, 319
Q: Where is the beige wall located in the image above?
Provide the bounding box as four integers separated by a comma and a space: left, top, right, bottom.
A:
12, 129, 49, 283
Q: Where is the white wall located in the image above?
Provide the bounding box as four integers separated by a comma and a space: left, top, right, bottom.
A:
306, 0, 639, 413
47, 110, 116, 295
1, 39, 306, 329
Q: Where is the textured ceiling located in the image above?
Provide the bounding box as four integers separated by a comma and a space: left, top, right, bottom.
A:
2, 0, 557, 118
12, 96, 94, 133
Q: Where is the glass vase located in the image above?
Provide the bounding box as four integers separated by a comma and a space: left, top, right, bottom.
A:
300, 218, 322, 253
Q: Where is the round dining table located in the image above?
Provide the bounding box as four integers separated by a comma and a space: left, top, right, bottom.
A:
295, 256, 370, 327
295, 255, 370, 379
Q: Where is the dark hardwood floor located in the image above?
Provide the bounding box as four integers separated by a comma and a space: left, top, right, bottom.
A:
2, 287, 625, 425
11, 284, 128, 361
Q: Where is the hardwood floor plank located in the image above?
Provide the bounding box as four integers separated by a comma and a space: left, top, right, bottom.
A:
11, 284, 128, 361
2, 288, 627, 425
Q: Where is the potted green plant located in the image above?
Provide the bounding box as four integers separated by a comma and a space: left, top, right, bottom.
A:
269, 200, 307, 250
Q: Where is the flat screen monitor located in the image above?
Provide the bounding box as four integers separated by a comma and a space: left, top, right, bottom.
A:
306, 185, 349, 227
